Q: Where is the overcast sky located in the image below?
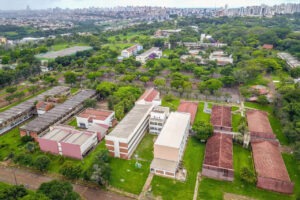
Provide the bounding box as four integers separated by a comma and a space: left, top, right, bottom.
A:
0, 0, 299, 10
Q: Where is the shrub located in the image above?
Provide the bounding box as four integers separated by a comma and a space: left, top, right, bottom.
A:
13, 153, 33, 166
60, 162, 82, 180
34, 155, 50, 172
240, 167, 257, 184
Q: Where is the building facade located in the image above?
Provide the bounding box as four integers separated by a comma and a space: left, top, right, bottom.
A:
76, 108, 115, 129
149, 106, 170, 135
38, 125, 98, 159
105, 104, 154, 159
150, 112, 190, 178
121, 44, 143, 58
136, 47, 162, 64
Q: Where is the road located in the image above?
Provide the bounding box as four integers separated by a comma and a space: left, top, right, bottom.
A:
0, 165, 134, 200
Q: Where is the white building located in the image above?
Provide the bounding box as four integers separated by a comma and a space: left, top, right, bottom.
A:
105, 104, 154, 159
149, 106, 170, 135
136, 47, 162, 64
121, 44, 143, 58
135, 88, 161, 106
150, 112, 190, 178
209, 51, 233, 66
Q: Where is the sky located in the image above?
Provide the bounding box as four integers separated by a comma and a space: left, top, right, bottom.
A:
0, 0, 299, 10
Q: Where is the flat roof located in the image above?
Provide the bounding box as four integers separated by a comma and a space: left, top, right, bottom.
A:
137, 88, 159, 102
150, 158, 178, 173
155, 112, 190, 148
21, 90, 95, 134
78, 108, 114, 121
211, 105, 232, 128
203, 133, 233, 170
138, 47, 160, 57
0, 86, 69, 124
252, 140, 291, 182
107, 104, 153, 140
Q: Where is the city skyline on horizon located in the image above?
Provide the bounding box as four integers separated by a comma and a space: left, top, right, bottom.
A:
0, 0, 300, 10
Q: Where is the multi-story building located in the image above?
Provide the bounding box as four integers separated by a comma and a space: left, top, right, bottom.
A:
20, 90, 96, 140
150, 112, 190, 178
149, 106, 170, 135
105, 104, 154, 159
76, 108, 115, 129
209, 51, 233, 66
38, 125, 98, 159
0, 86, 70, 135
121, 44, 143, 58
136, 47, 162, 64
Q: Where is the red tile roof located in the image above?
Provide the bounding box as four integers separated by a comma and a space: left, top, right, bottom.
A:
246, 110, 275, 140
204, 133, 233, 170
210, 105, 232, 128
177, 101, 198, 124
78, 108, 113, 121
263, 44, 274, 50
138, 88, 159, 102
251, 140, 291, 182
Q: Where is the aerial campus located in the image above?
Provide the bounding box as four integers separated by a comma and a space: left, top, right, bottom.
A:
0, 2, 300, 200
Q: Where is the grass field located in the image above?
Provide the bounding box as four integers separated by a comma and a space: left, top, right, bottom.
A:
232, 114, 242, 132
198, 145, 295, 200
51, 43, 88, 51
109, 133, 155, 194
161, 96, 180, 111
194, 102, 211, 123
244, 102, 273, 113
151, 138, 205, 200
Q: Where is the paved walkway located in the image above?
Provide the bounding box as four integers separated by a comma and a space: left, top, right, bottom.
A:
0, 165, 134, 200
138, 173, 154, 200
193, 172, 202, 200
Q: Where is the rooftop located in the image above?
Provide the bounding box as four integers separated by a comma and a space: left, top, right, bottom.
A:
211, 105, 232, 128
21, 90, 96, 134
106, 104, 153, 140
138, 47, 160, 57
203, 133, 233, 170
252, 140, 291, 182
155, 112, 190, 148
41, 125, 95, 146
246, 110, 274, 135
137, 88, 159, 103
0, 86, 69, 125
78, 108, 114, 121
177, 101, 198, 124
150, 158, 178, 173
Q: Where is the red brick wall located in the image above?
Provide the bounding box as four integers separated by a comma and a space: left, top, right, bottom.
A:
38, 138, 59, 155
61, 143, 83, 160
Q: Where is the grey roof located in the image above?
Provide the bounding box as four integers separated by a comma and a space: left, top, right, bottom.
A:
20, 90, 96, 134
107, 104, 153, 140
150, 158, 178, 173
0, 86, 69, 125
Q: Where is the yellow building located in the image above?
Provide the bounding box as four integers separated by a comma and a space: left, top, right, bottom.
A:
0, 37, 7, 44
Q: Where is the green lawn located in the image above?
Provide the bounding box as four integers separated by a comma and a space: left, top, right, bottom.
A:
283, 154, 300, 199
194, 102, 211, 123
198, 145, 293, 200
151, 138, 205, 200
244, 102, 273, 113
70, 87, 80, 94
51, 43, 88, 51
133, 134, 155, 161
67, 118, 77, 128
232, 114, 242, 132
109, 133, 155, 194
161, 97, 180, 111
232, 106, 240, 112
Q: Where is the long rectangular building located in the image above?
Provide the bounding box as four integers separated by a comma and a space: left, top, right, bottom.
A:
252, 140, 294, 194
20, 90, 96, 139
38, 125, 97, 159
0, 86, 70, 135
105, 104, 154, 159
202, 133, 234, 181
150, 112, 190, 178
211, 105, 232, 131
246, 110, 276, 141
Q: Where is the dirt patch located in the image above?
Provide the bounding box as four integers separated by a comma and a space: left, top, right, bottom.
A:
224, 193, 256, 200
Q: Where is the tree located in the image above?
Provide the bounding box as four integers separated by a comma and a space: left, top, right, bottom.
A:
20, 193, 50, 200
34, 155, 50, 172
28, 85, 39, 95
0, 185, 28, 200
257, 95, 269, 105
44, 76, 57, 86
14, 91, 25, 101
114, 102, 125, 120
140, 76, 150, 86
5, 95, 15, 104
192, 121, 213, 141
5, 86, 17, 94
60, 162, 82, 180
240, 167, 256, 184
294, 142, 300, 161
38, 180, 80, 200
96, 82, 117, 98
26, 142, 35, 153
13, 153, 33, 166
83, 99, 97, 108
153, 78, 166, 88
64, 71, 77, 86
1, 55, 10, 64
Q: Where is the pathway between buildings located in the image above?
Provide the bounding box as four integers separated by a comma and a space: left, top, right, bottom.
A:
0, 164, 134, 200
193, 172, 202, 200
138, 173, 154, 200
